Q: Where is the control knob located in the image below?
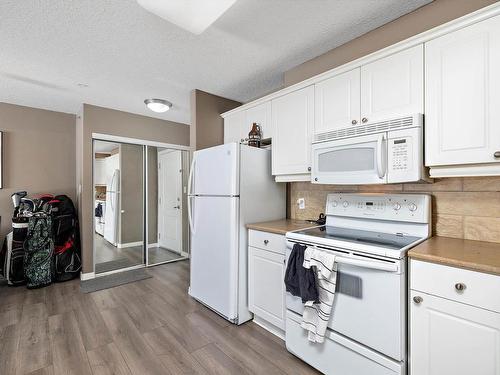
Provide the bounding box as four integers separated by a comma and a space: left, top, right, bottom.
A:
331, 200, 338, 207
408, 203, 417, 212
343, 201, 349, 208
393, 203, 401, 211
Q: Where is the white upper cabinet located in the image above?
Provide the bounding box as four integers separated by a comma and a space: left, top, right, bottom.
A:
271, 86, 314, 179
314, 68, 361, 136
223, 110, 245, 144
360, 44, 424, 124
246, 102, 271, 140
425, 14, 500, 168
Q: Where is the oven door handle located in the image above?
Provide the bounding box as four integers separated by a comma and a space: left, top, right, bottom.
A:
336, 256, 399, 273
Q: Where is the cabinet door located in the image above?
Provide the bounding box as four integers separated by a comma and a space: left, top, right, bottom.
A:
360, 44, 423, 124
224, 111, 245, 144
315, 68, 360, 136
410, 290, 500, 375
425, 15, 500, 166
271, 86, 314, 176
246, 102, 271, 140
248, 246, 285, 330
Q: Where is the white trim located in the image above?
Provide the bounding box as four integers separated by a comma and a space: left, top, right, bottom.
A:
148, 242, 159, 248
117, 241, 143, 249
275, 174, 310, 182
221, 2, 500, 118
429, 164, 500, 178
80, 271, 95, 281
92, 133, 192, 151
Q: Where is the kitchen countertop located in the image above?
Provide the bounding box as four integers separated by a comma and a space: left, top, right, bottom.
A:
408, 236, 500, 276
246, 219, 318, 235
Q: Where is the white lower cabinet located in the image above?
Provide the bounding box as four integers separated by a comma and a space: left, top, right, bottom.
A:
410, 260, 500, 375
248, 230, 286, 335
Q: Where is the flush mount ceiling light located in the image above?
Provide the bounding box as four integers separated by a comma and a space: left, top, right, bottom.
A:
144, 98, 172, 113
136, 0, 237, 35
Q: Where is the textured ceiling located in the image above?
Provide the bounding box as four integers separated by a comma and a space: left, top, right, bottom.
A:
0, 0, 432, 124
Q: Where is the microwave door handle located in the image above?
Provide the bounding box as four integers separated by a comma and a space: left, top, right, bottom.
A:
336, 256, 399, 273
376, 134, 386, 179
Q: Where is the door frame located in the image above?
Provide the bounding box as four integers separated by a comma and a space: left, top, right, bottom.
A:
91, 133, 192, 277
157, 149, 187, 258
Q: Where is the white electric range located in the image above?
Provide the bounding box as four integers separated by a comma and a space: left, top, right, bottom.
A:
285, 193, 431, 375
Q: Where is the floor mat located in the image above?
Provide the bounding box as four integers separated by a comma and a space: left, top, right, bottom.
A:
80, 268, 151, 293
95, 258, 140, 274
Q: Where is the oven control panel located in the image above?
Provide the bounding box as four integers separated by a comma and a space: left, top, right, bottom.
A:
326, 193, 431, 223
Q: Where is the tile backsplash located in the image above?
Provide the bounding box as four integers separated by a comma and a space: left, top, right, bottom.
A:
288, 177, 500, 243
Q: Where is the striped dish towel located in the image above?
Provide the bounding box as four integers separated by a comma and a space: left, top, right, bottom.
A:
301, 247, 337, 343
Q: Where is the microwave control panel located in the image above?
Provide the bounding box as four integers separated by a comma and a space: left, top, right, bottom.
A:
387, 127, 422, 183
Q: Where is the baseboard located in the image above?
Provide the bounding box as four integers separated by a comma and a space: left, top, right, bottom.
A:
80, 271, 95, 281
148, 243, 159, 248
117, 241, 143, 249
253, 315, 285, 340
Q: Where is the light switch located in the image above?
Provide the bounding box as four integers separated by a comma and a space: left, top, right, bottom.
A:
297, 198, 305, 210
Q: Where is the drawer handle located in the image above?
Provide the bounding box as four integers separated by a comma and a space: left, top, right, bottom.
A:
263, 240, 269, 245
494, 151, 500, 158
413, 296, 423, 304
455, 283, 466, 292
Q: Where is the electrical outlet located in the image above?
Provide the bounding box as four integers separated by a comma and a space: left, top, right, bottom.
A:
297, 198, 306, 210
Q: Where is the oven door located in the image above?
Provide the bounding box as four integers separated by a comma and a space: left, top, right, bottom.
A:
285, 244, 406, 362
311, 133, 387, 184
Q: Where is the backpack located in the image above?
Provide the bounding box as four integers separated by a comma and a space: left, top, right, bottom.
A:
24, 215, 54, 289
0, 217, 29, 286
50, 195, 81, 282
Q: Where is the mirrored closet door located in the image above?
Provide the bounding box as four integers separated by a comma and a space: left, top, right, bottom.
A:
93, 138, 190, 274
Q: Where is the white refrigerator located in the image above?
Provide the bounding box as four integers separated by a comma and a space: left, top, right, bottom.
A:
188, 143, 285, 324
104, 169, 120, 246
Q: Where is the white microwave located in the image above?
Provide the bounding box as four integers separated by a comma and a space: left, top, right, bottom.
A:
311, 114, 429, 185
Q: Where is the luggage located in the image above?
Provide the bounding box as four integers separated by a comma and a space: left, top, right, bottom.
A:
50, 195, 81, 282
24, 215, 54, 289
0, 217, 29, 286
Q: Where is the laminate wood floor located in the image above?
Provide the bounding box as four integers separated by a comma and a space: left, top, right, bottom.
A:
0, 261, 319, 375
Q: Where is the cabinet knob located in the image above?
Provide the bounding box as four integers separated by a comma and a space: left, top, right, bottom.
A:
263, 240, 269, 245
351, 119, 358, 125
413, 296, 423, 304
307, 167, 311, 171
362, 117, 368, 123
494, 151, 500, 158
455, 282, 466, 292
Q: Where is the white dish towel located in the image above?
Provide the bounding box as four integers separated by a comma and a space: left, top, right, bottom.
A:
301, 246, 337, 343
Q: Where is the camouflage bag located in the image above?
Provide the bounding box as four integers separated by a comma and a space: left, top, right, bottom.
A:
24, 214, 54, 289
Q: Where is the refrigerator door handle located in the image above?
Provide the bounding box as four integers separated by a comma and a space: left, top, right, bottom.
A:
188, 157, 196, 196
188, 196, 195, 234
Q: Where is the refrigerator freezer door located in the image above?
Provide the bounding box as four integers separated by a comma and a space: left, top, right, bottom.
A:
191, 143, 239, 196
189, 196, 239, 321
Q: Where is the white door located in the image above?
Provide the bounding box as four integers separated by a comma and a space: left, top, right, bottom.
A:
410, 290, 500, 375
224, 111, 245, 144
189, 196, 239, 320
158, 150, 182, 253
425, 14, 500, 166
245, 102, 271, 140
360, 44, 423, 124
315, 68, 361, 136
271, 85, 314, 177
191, 143, 239, 196
248, 247, 285, 329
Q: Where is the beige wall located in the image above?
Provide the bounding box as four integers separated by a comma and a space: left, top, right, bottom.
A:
190, 89, 241, 151
79, 104, 190, 273
284, 0, 499, 86
290, 178, 500, 243
0, 103, 76, 240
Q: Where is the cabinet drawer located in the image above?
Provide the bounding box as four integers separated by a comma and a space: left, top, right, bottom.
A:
411, 260, 500, 313
248, 230, 285, 255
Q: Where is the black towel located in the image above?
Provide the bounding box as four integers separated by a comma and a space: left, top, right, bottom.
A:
284, 243, 319, 304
